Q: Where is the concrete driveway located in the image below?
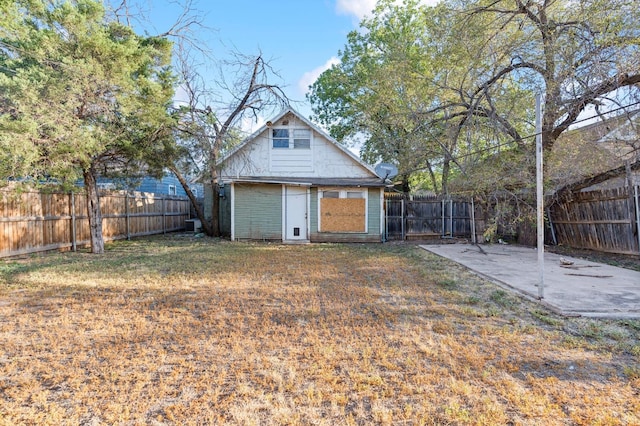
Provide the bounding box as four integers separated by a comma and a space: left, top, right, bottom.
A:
420, 244, 640, 319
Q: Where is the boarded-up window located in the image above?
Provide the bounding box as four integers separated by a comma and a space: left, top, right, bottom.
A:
320, 191, 367, 232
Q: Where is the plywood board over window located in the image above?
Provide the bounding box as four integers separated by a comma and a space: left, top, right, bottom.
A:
320, 198, 366, 232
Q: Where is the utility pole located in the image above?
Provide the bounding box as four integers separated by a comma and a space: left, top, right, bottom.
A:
536, 94, 545, 299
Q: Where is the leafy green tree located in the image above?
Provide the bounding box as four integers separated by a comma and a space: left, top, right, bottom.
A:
308, 0, 532, 195
309, 0, 443, 193
0, 0, 175, 253
309, 0, 640, 196
451, 0, 640, 151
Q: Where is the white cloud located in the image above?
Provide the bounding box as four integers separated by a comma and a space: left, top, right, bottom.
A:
335, 0, 440, 20
335, 0, 377, 20
298, 57, 341, 96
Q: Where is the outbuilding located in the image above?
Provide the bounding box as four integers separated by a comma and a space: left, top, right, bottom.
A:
212, 108, 388, 243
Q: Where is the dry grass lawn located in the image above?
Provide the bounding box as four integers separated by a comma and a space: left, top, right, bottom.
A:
0, 235, 638, 425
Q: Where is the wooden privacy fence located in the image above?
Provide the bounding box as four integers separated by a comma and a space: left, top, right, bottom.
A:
549, 185, 640, 255
385, 194, 474, 240
0, 189, 191, 258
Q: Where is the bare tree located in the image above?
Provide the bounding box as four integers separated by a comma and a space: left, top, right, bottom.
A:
109, 1, 290, 237
171, 49, 290, 236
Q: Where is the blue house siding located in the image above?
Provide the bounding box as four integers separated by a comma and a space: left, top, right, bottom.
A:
94, 174, 202, 198
136, 175, 201, 197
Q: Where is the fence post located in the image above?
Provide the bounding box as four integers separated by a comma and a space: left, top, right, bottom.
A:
70, 192, 77, 252
125, 192, 130, 241
385, 199, 388, 241
635, 184, 640, 254
441, 198, 453, 239
162, 196, 166, 235
401, 197, 405, 240
470, 197, 476, 244
546, 207, 558, 246
449, 199, 453, 238
441, 199, 444, 237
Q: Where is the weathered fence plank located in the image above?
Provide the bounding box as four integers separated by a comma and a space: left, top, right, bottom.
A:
549, 186, 640, 255
0, 189, 190, 258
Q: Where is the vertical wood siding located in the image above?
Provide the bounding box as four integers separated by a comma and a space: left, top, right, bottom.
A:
233, 184, 282, 240
368, 188, 382, 236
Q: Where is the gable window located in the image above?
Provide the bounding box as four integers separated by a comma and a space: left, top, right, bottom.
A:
293, 129, 311, 149
272, 127, 312, 149
318, 188, 367, 233
272, 128, 289, 148
168, 185, 177, 195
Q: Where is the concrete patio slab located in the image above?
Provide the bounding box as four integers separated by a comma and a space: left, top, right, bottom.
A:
420, 244, 640, 319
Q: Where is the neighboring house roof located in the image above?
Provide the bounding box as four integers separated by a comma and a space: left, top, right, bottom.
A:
593, 109, 640, 161
217, 108, 382, 183
549, 108, 640, 188
551, 109, 640, 196
450, 109, 640, 195
553, 157, 640, 198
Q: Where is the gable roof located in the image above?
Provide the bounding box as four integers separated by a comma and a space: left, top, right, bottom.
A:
216, 107, 379, 177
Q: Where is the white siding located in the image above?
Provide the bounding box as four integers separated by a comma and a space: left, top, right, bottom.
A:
270, 148, 314, 173
219, 127, 373, 179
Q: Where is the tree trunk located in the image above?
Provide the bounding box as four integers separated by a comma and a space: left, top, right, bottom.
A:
400, 174, 411, 195
208, 150, 221, 238
168, 165, 213, 236
441, 158, 451, 196
426, 162, 438, 195
211, 181, 220, 237
552, 158, 640, 203
83, 166, 105, 254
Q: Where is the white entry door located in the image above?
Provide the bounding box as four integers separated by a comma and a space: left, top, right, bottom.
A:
285, 186, 308, 241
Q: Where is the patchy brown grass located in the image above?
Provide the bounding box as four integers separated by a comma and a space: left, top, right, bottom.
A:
0, 235, 638, 425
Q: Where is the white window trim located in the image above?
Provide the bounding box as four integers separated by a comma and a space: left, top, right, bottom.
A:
270, 127, 312, 150
293, 129, 311, 149
168, 184, 177, 195
317, 187, 368, 233
268, 126, 315, 174
271, 128, 290, 149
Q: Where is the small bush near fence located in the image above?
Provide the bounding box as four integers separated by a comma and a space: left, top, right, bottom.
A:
0, 189, 190, 258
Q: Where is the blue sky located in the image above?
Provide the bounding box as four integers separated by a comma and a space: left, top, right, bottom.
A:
139, 0, 383, 121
